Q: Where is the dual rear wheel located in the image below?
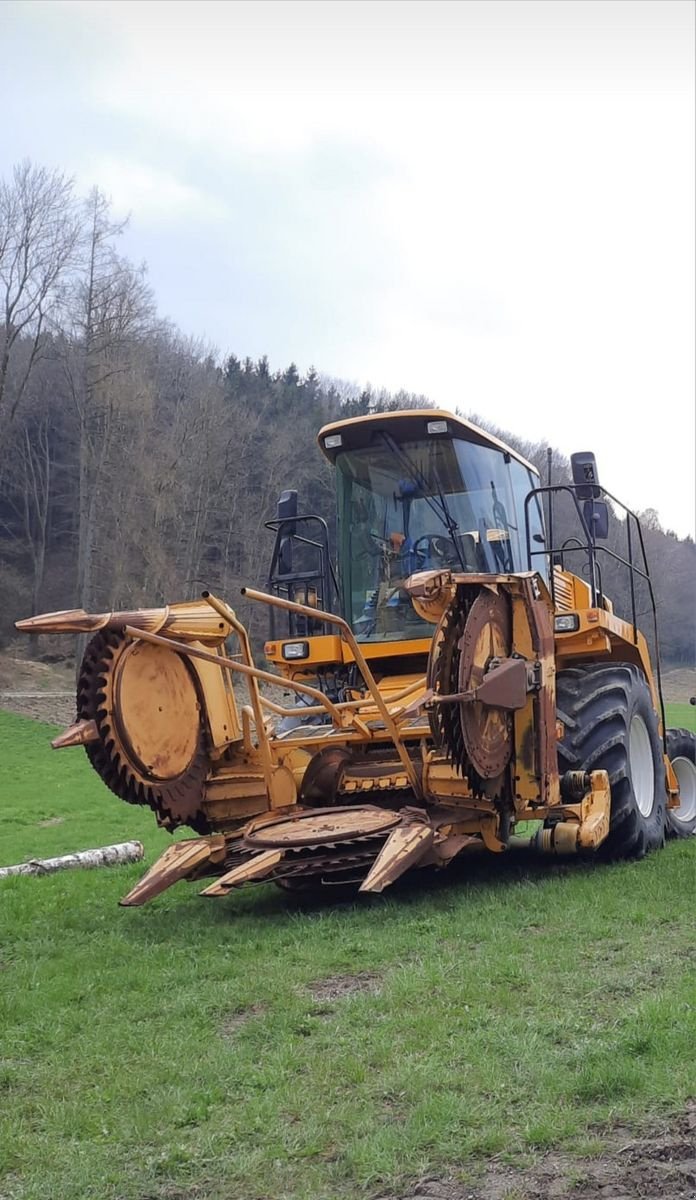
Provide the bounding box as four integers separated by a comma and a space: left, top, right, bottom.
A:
665, 727, 696, 838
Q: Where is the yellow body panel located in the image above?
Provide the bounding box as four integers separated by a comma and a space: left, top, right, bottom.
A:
555, 604, 660, 721
265, 635, 430, 674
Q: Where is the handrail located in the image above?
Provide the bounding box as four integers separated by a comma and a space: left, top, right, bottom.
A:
257, 673, 427, 721
524, 483, 667, 740
122, 624, 344, 726
265, 512, 339, 634
242, 586, 424, 798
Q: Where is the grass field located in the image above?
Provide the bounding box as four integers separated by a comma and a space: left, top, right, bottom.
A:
1, 705, 694, 1200
664, 700, 696, 729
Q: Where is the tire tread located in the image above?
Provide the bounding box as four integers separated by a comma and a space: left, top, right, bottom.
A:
557, 662, 665, 858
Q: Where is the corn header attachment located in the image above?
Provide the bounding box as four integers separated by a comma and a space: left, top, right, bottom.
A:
16, 571, 619, 907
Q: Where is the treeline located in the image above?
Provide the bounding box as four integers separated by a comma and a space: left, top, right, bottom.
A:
1, 161, 693, 666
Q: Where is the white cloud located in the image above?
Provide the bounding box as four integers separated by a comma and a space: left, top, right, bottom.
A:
74, 159, 230, 224
7, 0, 693, 534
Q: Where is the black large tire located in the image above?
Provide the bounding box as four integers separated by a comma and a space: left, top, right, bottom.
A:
556, 663, 666, 858
665, 728, 696, 838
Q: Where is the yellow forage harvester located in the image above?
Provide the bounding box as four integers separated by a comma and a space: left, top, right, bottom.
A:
17, 411, 696, 907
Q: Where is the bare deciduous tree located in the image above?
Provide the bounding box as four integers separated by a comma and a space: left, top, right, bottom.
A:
64, 190, 153, 615
0, 161, 80, 423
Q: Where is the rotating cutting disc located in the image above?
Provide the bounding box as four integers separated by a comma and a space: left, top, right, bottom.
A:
114, 641, 201, 779
457, 590, 513, 779
246, 806, 401, 848
78, 629, 209, 829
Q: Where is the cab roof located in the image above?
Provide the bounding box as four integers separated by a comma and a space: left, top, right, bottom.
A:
317, 409, 539, 475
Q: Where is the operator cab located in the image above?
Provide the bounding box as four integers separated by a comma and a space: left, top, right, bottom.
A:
322, 411, 544, 643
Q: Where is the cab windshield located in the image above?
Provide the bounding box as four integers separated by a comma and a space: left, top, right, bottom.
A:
336, 434, 543, 641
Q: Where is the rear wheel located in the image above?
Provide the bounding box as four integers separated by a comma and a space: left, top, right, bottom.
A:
665, 728, 696, 838
556, 663, 666, 858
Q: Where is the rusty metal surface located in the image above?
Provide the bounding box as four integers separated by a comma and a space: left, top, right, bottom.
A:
472, 656, 528, 711
125, 621, 344, 726
200, 849, 286, 895
518, 576, 558, 808
198, 805, 447, 898
458, 589, 514, 779
119, 836, 226, 906
358, 822, 434, 893
17, 567, 572, 908
405, 569, 455, 624
51, 719, 98, 749
114, 641, 201, 779
242, 587, 424, 800
245, 806, 401, 848
298, 746, 352, 806
426, 588, 471, 769
433, 657, 530, 711
16, 600, 232, 643
77, 630, 210, 830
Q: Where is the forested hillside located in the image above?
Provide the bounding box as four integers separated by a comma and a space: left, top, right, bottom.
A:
1, 162, 694, 665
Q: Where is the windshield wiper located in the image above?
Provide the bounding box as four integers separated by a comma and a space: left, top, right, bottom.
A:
378, 432, 467, 572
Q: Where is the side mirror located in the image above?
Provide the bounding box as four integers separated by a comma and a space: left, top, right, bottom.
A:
571, 451, 601, 499
277, 489, 298, 576
583, 499, 609, 540
277, 489, 298, 536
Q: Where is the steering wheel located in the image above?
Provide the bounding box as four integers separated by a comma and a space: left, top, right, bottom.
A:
412, 534, 456, 568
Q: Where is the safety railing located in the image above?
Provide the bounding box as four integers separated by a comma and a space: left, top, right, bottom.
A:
523, 484, 667, 739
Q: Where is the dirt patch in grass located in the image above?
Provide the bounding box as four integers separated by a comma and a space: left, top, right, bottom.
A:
389, 1105, 696, 1200
219, 1003, 266, 1038
0, 649, 74, 691
661, 668, 696, 704
0, 647, 289, 727
0, 693, 74, 725
304, 971, 382, 1005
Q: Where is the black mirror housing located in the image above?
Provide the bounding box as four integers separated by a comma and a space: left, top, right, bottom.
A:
583, 498, 609, 540
277, 489, 298, 535
276, 489, 298, 576
571, 451, 601, 499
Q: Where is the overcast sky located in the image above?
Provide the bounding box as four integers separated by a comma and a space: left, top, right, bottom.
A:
1, 0, 694, 535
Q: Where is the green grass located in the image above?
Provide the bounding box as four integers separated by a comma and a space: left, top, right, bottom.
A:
0, 706, 695, 1200
665, 700, 696, 730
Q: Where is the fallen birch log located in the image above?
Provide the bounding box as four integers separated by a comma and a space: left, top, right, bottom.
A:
0, 841, 144, 879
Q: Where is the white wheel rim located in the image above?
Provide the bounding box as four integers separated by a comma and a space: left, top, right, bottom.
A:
630, 714, 655, 817
671, 755, 696, 823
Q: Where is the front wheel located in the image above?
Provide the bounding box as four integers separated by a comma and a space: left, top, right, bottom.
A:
665, 728, 696, 838
556, 663, 666, 858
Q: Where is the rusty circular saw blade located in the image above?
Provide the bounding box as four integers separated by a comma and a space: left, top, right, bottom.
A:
426, 590, 470, 762
457, 589, 513, 779
78, 629, 209, 830
245, 806, 401, 848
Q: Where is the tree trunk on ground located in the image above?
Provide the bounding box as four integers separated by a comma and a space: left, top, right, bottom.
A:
0, 841, 144, 878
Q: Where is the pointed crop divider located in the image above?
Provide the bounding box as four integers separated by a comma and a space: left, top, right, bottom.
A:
119, 836, 226, 906
15, 608, 107, 634
359, 822, 434, 894
51, 719, 99, 749
199, 849, 285, 897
